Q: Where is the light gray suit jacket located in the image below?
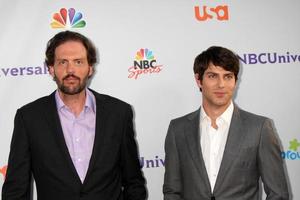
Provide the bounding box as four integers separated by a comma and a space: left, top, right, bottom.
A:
163, 106, 289, 200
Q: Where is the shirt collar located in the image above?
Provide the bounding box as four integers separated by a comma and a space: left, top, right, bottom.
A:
200, 101, 234, 125
220, 101, 234, 125
55, 88, 96, 114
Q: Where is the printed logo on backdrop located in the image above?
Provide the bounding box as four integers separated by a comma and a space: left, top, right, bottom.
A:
194, 5, 229, 21
238, 52, 300, 65
139, 155, 164, 169
128, 48, 163, 80
0, 63, 48, 77
0, 165, 7, 180
51, 8, 86, 29
281, 138, 300, 160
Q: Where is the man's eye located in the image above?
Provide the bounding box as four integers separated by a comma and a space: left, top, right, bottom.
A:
225, 75, 234, 79
59, 60, 67, 65
208, 74, 216, 78
75, 60, 83, 65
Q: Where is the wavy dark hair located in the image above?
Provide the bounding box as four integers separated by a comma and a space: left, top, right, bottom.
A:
45, 31, 97, 67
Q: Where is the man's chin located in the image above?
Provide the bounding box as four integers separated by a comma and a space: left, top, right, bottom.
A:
213, 100, 231, 107
59, 86, 84, 95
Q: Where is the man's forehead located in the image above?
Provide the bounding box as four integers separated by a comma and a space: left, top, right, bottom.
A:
205, 64, 233, 74
55, 56, 87, 60
54, 42, 87, 60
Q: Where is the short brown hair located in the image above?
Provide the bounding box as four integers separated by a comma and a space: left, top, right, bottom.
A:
193, 46, 239, 81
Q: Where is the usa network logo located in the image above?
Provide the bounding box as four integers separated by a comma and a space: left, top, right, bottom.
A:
281, 139, 300, 160
0, 165, 7, 180
128, 48, 163, 80
194, 5, 229, 21
51, 8, 86, 29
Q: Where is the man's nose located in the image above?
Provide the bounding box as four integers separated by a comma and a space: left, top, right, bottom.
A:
66, 62, 75, 74
217, 77, 225, 88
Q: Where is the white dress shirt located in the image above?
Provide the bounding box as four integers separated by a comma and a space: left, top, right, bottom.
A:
200, 102, 234, 191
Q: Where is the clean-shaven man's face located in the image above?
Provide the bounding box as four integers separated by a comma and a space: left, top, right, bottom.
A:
195, 63, 236, 110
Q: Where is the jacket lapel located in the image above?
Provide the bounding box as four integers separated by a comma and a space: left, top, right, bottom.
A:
184, 108, 212, 193
43, 92, 82, 186
83, 91, 107, 184
213, 105, 244, 192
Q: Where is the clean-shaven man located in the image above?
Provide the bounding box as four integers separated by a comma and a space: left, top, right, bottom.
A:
163, 46, 289, 200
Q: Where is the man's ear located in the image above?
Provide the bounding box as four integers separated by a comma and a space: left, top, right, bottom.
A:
88, 66, 94, 77
194, 73, 202, 88
48, 66, 54, 78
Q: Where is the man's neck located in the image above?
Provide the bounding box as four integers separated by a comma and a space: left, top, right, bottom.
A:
202, 101, 232, 129
58, 89, 86, 117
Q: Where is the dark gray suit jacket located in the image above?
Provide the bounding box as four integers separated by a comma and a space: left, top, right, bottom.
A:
163, 105, 289, 200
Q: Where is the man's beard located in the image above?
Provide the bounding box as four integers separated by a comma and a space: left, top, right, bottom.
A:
54, 73, 90, 95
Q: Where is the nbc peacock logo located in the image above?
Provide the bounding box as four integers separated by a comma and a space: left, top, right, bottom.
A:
128, 48, 163, 80
50, 8, 86, 29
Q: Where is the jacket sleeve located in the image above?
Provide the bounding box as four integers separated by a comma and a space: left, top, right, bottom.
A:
2, 109, 32, 200
163, 120, 184, 200
121, 105, 147, 200
258, 118, 290, 200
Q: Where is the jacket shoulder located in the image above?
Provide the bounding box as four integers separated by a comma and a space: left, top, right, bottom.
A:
237, 106, 269, 122
173, 109, 198, 121
90, 90, 132, 111
169, 109, 199, 128
18, 94, 53, 113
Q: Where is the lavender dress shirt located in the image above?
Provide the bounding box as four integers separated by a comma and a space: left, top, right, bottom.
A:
55, 89, 96, 183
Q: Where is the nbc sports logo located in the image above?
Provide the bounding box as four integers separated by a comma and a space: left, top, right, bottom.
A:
128, 48, 162, 80
51, 8, 86, 28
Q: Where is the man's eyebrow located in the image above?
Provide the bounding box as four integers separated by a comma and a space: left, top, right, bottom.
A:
224, 72, 234, 76
73, 57, 86, 60
205, 72, 218, 75
55, 58, 67, 61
